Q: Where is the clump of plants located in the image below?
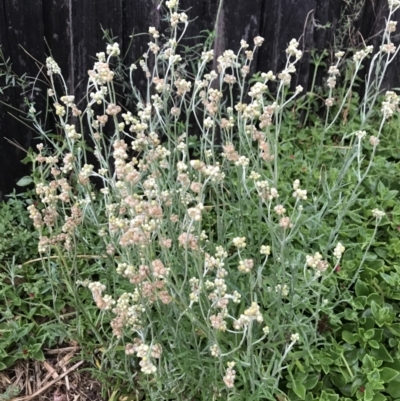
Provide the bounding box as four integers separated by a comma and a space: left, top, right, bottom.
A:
0, 191, 37, 265
12, 0, 400, 399
0, 192, 71, 373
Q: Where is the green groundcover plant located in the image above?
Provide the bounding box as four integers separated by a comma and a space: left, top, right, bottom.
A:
0, 193, 68, 375
4, 0, 400, 399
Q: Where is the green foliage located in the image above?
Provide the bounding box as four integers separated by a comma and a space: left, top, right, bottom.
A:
284, 115, 400, 400
0, 194, 67, 371
0, 385, 20, 401
0, 192, 37, 263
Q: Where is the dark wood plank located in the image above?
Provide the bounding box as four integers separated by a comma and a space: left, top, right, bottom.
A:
0, 0, 45, 199
359, 0, 400, 91
71, 0, 123, 102
42, 0, 72, 92
257, 0, 316, 89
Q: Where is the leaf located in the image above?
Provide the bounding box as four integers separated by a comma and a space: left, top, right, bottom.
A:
371, 393, 386, 401
365, 387, 375, 401
355, 280, 370, 296
303, 374, 319, 390
375, 248, 388, 259
386, 380, 400, 397
354, 296, 367, 308
0, 362, 7, 370
381, 273, 396, 286
330, 372, 347, 388
388, 323, 400, 337
320, 357, 334, 365
344, 349, 359, 365
344, 308, 358, 321
17, 323, 35, 338
377, 181, 386, 196
371, 301, 380, 319
292, 380, 306, 400
371, 344, 393, 363
16, 176, 33, 186
369, 340, 380, 349
31, 349, 45, 361
380, 367, 399, 383
362, 354, 376, 370
320, 390, 339, 401
342, 331, 359, 344
364, 329, 375, 340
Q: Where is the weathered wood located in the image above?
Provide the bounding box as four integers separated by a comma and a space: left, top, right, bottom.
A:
0, 0, 46, 200
0, 0, 398, 199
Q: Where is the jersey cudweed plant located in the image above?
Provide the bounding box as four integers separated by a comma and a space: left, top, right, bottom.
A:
22, 0, 400, 399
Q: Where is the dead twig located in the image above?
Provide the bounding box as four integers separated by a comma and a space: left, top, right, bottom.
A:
12, 360, 84, 401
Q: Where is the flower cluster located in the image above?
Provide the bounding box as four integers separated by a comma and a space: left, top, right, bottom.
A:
125, 339, 162, 374
333, 242, 345, 260
223, 362, 236, 388
306, 252, 328, 274
381, 91, 399, 118
233, 302, 263, 329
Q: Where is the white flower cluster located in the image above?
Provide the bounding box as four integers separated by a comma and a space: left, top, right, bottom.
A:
90, 87, 108, 105
380, 43, 396, 54
275, 284, 289, 297
166, 0, 178, 9
187, 203, 204, 221
291, 333, 300, 343
254, 36, 265, 47
238, 259, 254, 273
381, 91, 399, 118
261, 70, 276, 81
65, 124, 82, 140
285, 39, 302, 60
233, 302, 263, 329
255, 180, 279, 200
388, 0, 400, 9
306, 252, 328, 272
54, 103, 65, 116
274, 204, 286, 215
353, 46, 373, 62
60, 95, 75, 107
106, 43, 120, 57
292, 179, 307, 200
248, 82, 268, 99
223, 362, 236, 388
327, 65, 340, 89
189, 277, 201, 303
217, 49, 237, 71
370, 136, 380, 146
46, 57, 61, 75
372, 209, 385, 219
149, 26, 160, 38
125, 341, 162, 375
210, 343, 220, 357
355, 130, 366, 140
387, 20, 397, 33
232, 237, 246, 249
260, 245, 271, 255
88, 282, 115, 310
175, 79, 192, 96
201, 49, 214, 62
333, 242, 345, 260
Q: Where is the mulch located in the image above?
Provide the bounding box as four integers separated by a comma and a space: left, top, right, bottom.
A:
0, 346, 104, 401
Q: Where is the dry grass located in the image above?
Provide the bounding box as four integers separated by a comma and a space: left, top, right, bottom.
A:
0, 346, 103, 401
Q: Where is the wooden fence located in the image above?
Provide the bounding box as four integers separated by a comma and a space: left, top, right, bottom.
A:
0, 0, 397, 200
